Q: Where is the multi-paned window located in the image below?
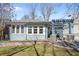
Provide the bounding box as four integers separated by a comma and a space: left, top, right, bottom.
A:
21, 25, 24, 33
34, 26, 37, 34
28, 26, 32, 34
39, 26, 43, 34
12, 25, 15, 33
16, 25, 19, 33
12, 25, 44, 34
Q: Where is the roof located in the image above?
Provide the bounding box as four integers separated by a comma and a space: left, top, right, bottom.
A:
52, 19, 74, 23
6, 19, 51, 26
11, 19, 48, 22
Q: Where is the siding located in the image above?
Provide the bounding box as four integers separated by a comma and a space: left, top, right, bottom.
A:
27, 34, 46, 40
10, 34, 26, 40
9, 25, 48, 40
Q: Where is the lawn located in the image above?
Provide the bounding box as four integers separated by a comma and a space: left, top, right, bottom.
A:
0, 42, 79, 56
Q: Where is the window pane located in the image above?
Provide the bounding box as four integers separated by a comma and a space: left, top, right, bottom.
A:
34, 26, 37, 28
34, 26, 37, 34
34, 29, 37, 34
39, 29, 43, 34
28, 26, 32, 34
12, 25, 15, 33
21, 25, 24, 33
39, 26, 43, 34
16, 25, 19, 33
28, 29, 32, 34
28, 26, 32, 28
39, 26, 43, 28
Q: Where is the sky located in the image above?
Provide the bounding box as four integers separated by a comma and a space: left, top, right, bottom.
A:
11, 3, 73, 20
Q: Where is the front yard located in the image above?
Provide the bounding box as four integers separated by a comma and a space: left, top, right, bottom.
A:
0, 41, 79, 56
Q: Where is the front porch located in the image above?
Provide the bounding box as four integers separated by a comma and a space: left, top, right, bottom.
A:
9, 21, 51, 40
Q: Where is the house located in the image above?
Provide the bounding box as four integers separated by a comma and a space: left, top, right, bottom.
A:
52, 19, 74, 40
7, 19, 51, 40
4, 18, 79, 41
73, 18, 79, 41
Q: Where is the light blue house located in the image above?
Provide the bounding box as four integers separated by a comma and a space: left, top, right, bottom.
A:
8, 19, 51, 40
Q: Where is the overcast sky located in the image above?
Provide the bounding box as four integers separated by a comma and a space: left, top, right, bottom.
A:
11, 3, 74, 20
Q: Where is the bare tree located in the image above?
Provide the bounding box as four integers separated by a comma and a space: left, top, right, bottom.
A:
65, 3, 79, 19
30, 4, 37, 20
41, 4, 54, 21
0, 3, 14, 40
21, 15, 29, 19
72, 4, 79, 19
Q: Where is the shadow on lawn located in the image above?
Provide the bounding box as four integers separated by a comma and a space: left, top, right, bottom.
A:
33, 41, 48, 56
42, 42, 47, 56
52, 43, 56, 56
7, 46, 32, 56
61, 40, 73, 56
42, 41, 56, 56
33, 41, 40, 56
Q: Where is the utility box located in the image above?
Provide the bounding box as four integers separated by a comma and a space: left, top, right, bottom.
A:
50, 34, 56, 42
66, 34, 74, 43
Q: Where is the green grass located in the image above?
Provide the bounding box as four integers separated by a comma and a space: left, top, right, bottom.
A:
0, 46, 31, 56
67, 49, 79, 56
13, 46, 37, 56
0, 42, 79, 56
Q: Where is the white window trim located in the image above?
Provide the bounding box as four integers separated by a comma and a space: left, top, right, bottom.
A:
28, 26, 32, 34
16, 25, 20, 33
21, 25, 25, 34
39, 26, 44, 34
33, 26, 38, 34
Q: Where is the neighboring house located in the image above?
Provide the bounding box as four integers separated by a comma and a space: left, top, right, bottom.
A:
8, 19, 51, 40
73, 19, 79, 41
52, 19, 74, 39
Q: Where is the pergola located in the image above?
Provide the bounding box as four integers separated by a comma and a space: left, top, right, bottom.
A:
52, 19, 74, 38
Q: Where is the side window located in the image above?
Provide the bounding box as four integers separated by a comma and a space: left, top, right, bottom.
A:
39, 26, 43, 34
21, 25, 24, 33
16, 25, 19, 33
28, 26, 32, 34
34, 26, 37, 34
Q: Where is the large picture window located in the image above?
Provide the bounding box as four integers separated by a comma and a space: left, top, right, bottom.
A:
12, 25, 15, 33
21, 25, 24, 33
34, 26, 37, 34
28, 26, 32, 34
39, 26, 43, 34
16, 25, 19, 33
